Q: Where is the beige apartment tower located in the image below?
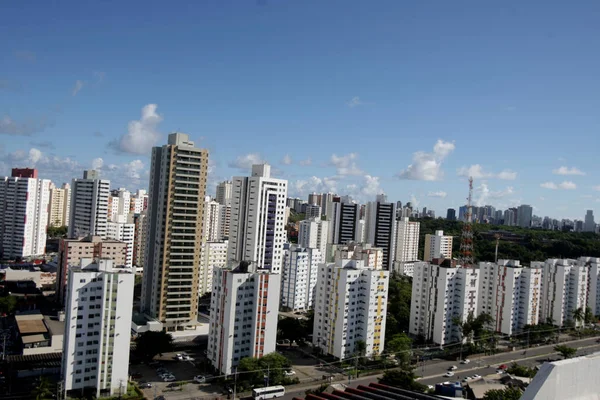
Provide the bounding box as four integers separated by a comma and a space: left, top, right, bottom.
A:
141, 133, 209, 330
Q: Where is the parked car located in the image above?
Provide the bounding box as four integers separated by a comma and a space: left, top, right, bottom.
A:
460, 359, 470, 364
284, 370, 296, 376
163, 375, 176, 382
139, 382, 152, 389
471, 374, 481, 379
496, 369, 505, 374
194, 375, 206, 383
184, 355, 195, 361
448, 365, 458, 371
166, 382, 180, 388
443, 372, 454, 377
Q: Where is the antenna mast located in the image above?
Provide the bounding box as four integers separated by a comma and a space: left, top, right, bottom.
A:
459, 177, 474, 267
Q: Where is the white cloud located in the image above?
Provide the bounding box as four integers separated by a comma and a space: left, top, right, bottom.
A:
281, 154, 292, 165
347, 96, 363, 108
427, 191, 447, 199
0, 115, 52, 136
291, 176, 338, 196
457, 164, 517, 180
552, 166, 585, 176
540, 181, 577, 190
72, 80, 85, 96
475, 183, 514, 206
360, 175, 383, 198
397, 139, 455, 181
111, 104, 163, 155
123, 160, 145, 180
594, 185, 600, 192
228, 153, 265, 170
299, 157, 312, 166
91, 157, 104, 170
330, 153, 362, 176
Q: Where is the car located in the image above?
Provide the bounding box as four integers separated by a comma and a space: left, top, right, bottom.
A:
462, 378, 469, 383
163, 375, 176, 382
470, 374, 481, 379
194, 375, 206, 383
166, 382, 180, 388
443, 372, 454, 377
498, 364, 508, 370
496, 369, 505, 374
448, 365, 458, 371
427, 385, 434, 390
139, 382, 152, 389
175, 353, 184, 361
460, 359, 470, 364
183, 355, 195, 361
284, 370, 296, 376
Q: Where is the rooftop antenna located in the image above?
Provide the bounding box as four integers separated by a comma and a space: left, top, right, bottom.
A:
458, 177, 474, 268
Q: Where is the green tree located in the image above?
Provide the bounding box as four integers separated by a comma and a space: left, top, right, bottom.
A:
482, 387, 523, 400
0, 296, 17, 315
31, 377, 53, 400
554, 345, 577, 359
384, 333, 412, 368
379, 369, 427, 393
584, 306, 595, 324
46, 225, 68, 238
277, 317, 308, 344
237, 352, 293, 389
386, 275, 413, 336
133, 331, 174, 361
506, 362, 536, 378
572, 308, 585, 328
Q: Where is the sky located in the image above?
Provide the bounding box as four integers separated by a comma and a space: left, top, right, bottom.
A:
1, 0, 599, 220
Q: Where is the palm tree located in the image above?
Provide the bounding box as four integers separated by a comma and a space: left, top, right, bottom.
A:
31, 377, 52, 400
572, 308, 585, 329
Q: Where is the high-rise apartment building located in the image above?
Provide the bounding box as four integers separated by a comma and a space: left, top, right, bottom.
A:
364, 200, 397, 270
68, 170, 110, 239
48, 183, 71, 227
198, 240, 228, 296
517, 205, 533, 228
312, 259, 388, 359
207, 265, 281, 374
227, 164, 288, 273
132, 212, 147, 268
327, 200, 360, 245
129, 189, 148, 214
57, 235, 127, 305
423, 230, 453, 262
219, 204, 231, 240
108, 188, 131, 222
281, 245, 322, 311
394, 218, 420, 264
584, 210, 596, 232
477, 260, 542, 335
333, 243, 384, 270
504, 208, 517, 227
320, 192, 336, 218
106, 217, 135, 269
141, 133, 208, 329
216, 180, 233, 206
0, 168, 50, 258
446, 208, 456, 221
203, 198, 221, 242
538, 259, 589, 327
298, 218, 329, 261
305, 204, 321, 219
308, 193, 321, 206
61, 258, 133, 398
583, 257, 600, 315
410, 262, 480, 345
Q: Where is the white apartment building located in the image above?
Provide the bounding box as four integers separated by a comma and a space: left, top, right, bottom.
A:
424, 230, 453, 262
203, 198, 221, 242
538, 258, 589, 327
219, 204, 231, 240
49, 183, 71, 227
584, 257, 600, 316
108, 188, 131, 222
0, 170, 50, 258
198, 240, 228, 297
106, 218, 135, 269
142, 133, 208, 329
298, 218, 329, 257
280, 245, 322, 311
216, 180, 233, 206
394, 217, 420, 263
129, 189, 148, 214
61, 258, 134, 398
312, 259, 388, 360
207, 266, 281, 374
410, 262, 480, 345
394, 261, 416, 277
477, 260, 542, 335
227, 164, 287, 273
334, 243, 384, 270
305, 204, 321, 219
364, 200, 397, 270
69, 170, 110, 239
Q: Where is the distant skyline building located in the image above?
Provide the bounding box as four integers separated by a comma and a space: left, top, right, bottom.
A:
141, 133, 209, 329
584, 210, 596, 232
216, 180, 233, 206
517, 204, 533, 228
227, 164, 288, 273
203, 197, 221, 242
423, 230, 453, 262
298, 218, 329, 257
327, 200, 360, 245
106, 217, 135, 269
394, 217, 420, 264
0, 168, 51, 258
364, 199, 397, 270
48, 182, 71, 227
198, 240, 228, 296
68, 170, 110, 239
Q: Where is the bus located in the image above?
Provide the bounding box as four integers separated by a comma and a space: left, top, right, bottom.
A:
252, 385, 286, 400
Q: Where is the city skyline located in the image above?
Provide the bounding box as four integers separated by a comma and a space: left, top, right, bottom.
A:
2, 2, 600, 221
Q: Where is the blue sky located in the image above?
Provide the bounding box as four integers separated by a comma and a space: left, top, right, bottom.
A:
1, 0, 599, 220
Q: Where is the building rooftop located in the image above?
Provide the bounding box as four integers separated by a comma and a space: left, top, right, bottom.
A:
297, 382, 439, 400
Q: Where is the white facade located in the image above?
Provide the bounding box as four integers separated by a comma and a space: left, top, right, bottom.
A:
305, 204, 321, 219
219, 204, 231, 240
228, 164, 288, 273
203, 198, 221, 242
49, 183, 71, 227
61, 259, 134, 398
129, 189, 148, 215
281, 245, 322, 311
106, 221, 135, 268
584, 257, 600, 316
393, 261, 416, 277
199, 241, 228, 296
410, 262, 480, 345
68, 170, 110, 239
395, 218, 420, 263
312, 259, 388, 359
423, 230, 453, 262
477, 260, 542, 335
298, 218, 329, 257
334, 243, 384, 270
0, 175, 50, 258
207, 268, 281, 374
539, 258, 589, 327
109, 188, 131, 222
216, 180, 233, 206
